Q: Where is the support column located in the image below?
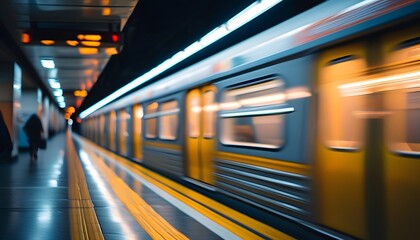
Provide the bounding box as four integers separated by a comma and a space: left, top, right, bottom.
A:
0, 62, 21, 157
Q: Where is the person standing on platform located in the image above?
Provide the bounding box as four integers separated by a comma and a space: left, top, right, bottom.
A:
0, 111, 13, 160
23, 114, 44, 160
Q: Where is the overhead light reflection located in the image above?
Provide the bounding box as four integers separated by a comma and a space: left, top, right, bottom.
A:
339, 71, 420, 96
78, 148, 138, 237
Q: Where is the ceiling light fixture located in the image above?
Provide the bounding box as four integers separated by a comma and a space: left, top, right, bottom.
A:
66, 40, 79, 46
41, 59, 55, 69
56, 96, 65, 102
81, 41, 101, 47
80, 0, 283, 119
50, 81, 61, 89
78, 48, 98, 55
53, 89, 63, 96
40, 40, 55, 45
105, 48, 118, 55
21, 33, 30, 43
78, 34, 102, 41
59, 102, 66, 108
74, 90, 88, 97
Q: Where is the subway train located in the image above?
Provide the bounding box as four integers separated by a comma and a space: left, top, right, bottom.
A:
80, 0, 420, 239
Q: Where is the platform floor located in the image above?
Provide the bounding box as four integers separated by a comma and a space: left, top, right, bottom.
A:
0, 131, 293, 240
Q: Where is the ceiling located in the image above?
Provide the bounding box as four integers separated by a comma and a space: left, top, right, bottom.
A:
11, 0, 138, 110
0, 0, 325, 117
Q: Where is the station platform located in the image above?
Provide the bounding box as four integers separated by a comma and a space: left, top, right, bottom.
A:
0, 131, 293, 240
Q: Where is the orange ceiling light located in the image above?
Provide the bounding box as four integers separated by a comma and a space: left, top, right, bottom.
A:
74, 90, 88, 97
81, 41, 101, 47
67, 106, 76, 113
78, 48, 98, 55
21, 33, 30, 43
102, 8, 111, 16
105, 47, 118, 55
40, 40, 55, 45
66, 40, 79, 46
77, 34, 102, 41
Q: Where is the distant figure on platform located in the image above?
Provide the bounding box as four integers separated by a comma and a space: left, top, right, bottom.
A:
0, 111, 13, 160
24, 114, 44, 160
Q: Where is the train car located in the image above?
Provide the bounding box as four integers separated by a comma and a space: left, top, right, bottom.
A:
81, 0, 420, 239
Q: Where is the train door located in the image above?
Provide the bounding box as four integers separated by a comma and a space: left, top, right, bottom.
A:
316, 27, 420, 239
315, 42, 368, 239
381, 26, 420, 240
186, 85, 217, 185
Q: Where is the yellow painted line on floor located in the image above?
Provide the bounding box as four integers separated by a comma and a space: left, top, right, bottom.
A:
80, 137, 293, 240
83, 146, 188, 240
67, 132, 104, 240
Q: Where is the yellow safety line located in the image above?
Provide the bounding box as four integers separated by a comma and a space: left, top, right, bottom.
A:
67, 132, 104, 240
83, 146, 188, 240
80, 137, 293, 240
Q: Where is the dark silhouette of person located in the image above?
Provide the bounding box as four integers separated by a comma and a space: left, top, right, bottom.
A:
23, 114, 44, 160
0, 111, 13, 160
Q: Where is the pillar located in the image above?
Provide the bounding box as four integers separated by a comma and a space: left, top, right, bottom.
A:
0, 62, 21, 157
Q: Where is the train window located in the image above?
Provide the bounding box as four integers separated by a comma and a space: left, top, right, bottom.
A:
406, 92, 420, 145
99, 114, 105, 146
145, 102, 158, 138
203, 90, 216, 138
119, 109, 127, 155
103, 113, 109, 147
320, 57, 366, 150
388, 90, 420, 154
133, 104, 143, 159
387, 37, 420, 64
383, 36, 420, 154
223, 80, 285, 107
220, 79, 287, 149
159, 100, 179, 140
109, 110, 117, 151
188, 90, 200, 138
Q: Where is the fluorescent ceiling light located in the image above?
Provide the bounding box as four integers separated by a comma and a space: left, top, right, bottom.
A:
56, 96, 65, 102
48, 69, 58, 78
50, 81, 61, 89
80, 0, 283, 119
41, 59, 55, 69
53, 89, 63, 96
226, 0, 281, 31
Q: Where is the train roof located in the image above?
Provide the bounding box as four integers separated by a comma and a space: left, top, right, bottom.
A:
90, 0, 419, 117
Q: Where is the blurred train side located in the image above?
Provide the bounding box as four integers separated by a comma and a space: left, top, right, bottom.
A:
80, 0, 420, 239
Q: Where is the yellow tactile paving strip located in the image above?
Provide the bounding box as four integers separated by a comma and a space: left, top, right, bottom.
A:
67, 131, 104, 240
79, 136, 294, 240
83, 146, 189, 240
